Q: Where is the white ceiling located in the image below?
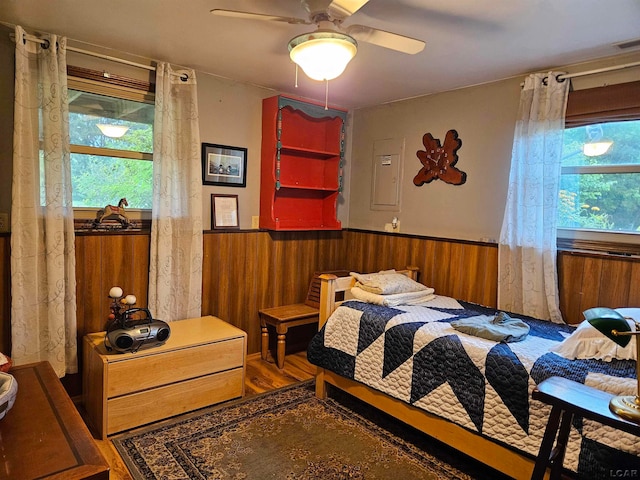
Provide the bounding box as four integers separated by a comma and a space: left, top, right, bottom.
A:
2, 0, 640, 109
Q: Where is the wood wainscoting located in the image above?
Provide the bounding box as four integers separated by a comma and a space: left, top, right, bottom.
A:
76, 229, 347, 359
558, 250, 640, 323
201, 230, 346, 356
345, 230, 498, 308
76, 232, 152, 340
0, 229, 640, 396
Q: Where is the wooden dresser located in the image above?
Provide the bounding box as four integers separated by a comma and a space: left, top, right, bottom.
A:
0, 361, 109, 479
83, 316, 246, 439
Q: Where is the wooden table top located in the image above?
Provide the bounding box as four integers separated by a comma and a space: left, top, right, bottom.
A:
0, 361, 109, 480
533, 376, 640, 436
259, 303, 319, 321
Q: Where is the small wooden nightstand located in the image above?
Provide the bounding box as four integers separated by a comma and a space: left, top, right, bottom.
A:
260, 303, 319, 369
531, 376, 640, 480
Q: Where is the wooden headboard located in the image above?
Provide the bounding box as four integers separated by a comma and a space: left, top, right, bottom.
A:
305, 270, 349, 308
317, 267, 419, 328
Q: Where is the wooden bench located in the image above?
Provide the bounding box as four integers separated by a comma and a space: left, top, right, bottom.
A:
260, 270, 348, 369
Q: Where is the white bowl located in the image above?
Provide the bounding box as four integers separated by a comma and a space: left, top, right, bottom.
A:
0, 372, 17, 420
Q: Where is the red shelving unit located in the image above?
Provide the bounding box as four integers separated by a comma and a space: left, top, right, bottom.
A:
260, 95, 347, 231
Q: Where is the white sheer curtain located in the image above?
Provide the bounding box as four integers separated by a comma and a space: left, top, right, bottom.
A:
498, 72, 569, 324
11, 26, 77, 376
148, 63, 203, 321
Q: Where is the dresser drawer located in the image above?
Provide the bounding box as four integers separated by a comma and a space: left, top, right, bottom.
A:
107, 367, 243, 435
107, 337, 244, 397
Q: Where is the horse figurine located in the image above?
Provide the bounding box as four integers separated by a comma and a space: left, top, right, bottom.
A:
93, 198, 131, 228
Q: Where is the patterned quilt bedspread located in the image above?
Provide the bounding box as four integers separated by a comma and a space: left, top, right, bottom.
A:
307, 296, 639, 479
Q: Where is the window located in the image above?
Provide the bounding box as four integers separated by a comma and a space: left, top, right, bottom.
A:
557, 80, 640, 242
67, 69, 154, 210
558, 120, 640, 232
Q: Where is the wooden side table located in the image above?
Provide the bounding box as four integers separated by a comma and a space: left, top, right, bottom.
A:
260, 303, 319, 369
531, 376, 640, 480
0, 361, 109, 479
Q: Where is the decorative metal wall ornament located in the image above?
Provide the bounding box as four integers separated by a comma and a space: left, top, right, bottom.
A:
413, 129, 467, 186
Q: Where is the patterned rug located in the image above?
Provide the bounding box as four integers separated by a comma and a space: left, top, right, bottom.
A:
112, 381, 508, 480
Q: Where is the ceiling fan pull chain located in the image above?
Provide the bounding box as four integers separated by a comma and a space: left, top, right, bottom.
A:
295, 64, 299, 88
325, 80, 329, 110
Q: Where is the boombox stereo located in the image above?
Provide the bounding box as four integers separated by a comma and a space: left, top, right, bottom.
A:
105, 308, 171, 353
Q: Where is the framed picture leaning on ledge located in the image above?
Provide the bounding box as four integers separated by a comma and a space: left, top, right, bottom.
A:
202, 143, 247, 187
211, 194, 239, 230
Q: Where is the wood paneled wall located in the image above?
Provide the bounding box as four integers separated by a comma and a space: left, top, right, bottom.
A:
77, 229, 348, 357
346, 231, 640, 323
75, 233, 151, 339
1, 229, 640, 394
345, 231, 498, 308
558, 250, 640, 323
202, 230, 346, 355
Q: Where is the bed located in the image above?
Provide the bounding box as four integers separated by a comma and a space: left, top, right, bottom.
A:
307, 268, 639, 480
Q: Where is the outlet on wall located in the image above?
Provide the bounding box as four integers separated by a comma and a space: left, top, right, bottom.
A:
384, 221, 400, 233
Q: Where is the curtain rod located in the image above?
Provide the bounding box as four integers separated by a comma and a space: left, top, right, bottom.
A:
13, 31, 190, 79
524, 60, 640, 86
68, 45, 156, 72
558, 60, 640, 81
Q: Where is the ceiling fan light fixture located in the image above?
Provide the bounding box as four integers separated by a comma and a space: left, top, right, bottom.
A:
583, 124, 613, 157
96, 124, 129, 138
288, 31, 357, 81
583, 141, 613, 157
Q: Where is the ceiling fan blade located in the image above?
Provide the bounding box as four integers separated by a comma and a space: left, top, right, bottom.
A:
210, 9, 310, 25
346, 24, 425, 54
327, 0, 370, 19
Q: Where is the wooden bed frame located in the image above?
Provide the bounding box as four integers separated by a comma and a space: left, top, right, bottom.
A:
314, 267, 539, 480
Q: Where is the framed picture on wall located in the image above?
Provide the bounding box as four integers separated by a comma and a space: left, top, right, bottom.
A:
211, 194, 240, 230
202, 143, 247, 187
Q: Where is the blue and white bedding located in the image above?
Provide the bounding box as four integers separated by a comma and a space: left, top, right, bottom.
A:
307, 296, 639, 479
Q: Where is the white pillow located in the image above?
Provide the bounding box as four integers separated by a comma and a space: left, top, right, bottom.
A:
549, 316, 637, 362
350, 270, 428, 295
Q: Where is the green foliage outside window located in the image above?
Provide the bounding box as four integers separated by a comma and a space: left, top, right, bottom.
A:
68, 88, 154, 209
558, 121, 640, 233
71, 154, 153, 209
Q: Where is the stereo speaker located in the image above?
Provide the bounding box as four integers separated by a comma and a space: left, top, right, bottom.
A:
106, 317, 171, 354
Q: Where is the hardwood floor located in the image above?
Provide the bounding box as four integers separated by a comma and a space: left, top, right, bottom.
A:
244, 351, 316, 396
92, 351, 316, 480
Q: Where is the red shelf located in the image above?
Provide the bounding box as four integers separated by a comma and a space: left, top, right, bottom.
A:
278, 183, 339, 191
271, 189, 341, 230
280, 145, 340, 158
260, 95, 346, 231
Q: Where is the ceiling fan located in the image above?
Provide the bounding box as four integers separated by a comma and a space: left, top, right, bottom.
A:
211, 0, 425, 82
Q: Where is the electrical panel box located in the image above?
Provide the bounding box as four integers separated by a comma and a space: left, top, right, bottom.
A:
370, 138, 404, 211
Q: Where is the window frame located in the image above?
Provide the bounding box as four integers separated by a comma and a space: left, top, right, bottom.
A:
558, 80, 640, 254
67, 66, 155, 225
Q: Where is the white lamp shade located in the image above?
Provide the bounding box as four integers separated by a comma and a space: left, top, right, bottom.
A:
289, 31, 357, 81
97, 124, 129, 138
583, 141, 613, 157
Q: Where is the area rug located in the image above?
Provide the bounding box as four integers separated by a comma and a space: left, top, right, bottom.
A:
113, 381, 506, 480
